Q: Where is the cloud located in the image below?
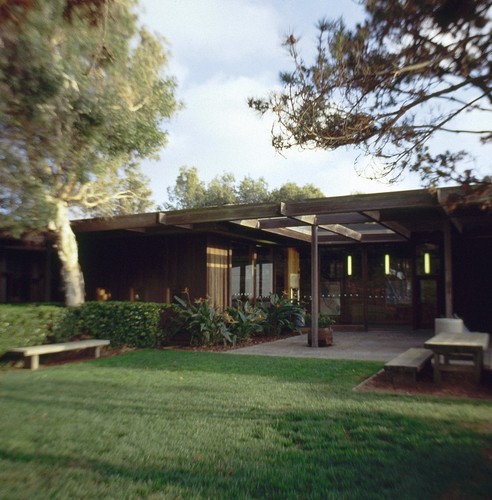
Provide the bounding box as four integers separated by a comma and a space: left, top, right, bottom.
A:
141, 0, 476, 206
143, 72, 423, 205
139, 0, 286, 83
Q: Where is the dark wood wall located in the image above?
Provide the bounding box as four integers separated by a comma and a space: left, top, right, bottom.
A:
78, 232, 208, 303
453, 236, 492, 332
0, 238, 61, 303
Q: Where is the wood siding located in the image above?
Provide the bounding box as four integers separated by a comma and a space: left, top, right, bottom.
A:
78, 233, 208, 303
206, 237, 231, 309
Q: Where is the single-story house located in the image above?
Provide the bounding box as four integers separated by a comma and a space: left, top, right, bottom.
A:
1, 187, 491, 332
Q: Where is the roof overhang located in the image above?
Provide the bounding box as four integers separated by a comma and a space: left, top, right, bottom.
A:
71, 187, 492, 244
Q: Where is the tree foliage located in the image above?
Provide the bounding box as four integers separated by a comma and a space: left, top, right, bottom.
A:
0, 0, 178, 304
249, 0, 491, 192
163, 166, 325, 209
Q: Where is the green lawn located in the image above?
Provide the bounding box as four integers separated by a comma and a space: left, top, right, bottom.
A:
1, 350, 491, 499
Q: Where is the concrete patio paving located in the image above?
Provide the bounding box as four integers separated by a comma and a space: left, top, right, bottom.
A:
228, 329, 434, 362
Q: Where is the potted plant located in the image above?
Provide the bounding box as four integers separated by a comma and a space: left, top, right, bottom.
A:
303, 313, 335, 347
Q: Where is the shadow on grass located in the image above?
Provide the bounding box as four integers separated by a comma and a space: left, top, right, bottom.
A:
2, 349, 492, 497
1, 406, 491, 499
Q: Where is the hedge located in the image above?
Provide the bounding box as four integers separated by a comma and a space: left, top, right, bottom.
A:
0, 304, 65, 357
1, 302, 172, 358
52, 301, 170, 348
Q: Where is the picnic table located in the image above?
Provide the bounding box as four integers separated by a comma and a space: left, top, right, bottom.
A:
424, 332, 490, 384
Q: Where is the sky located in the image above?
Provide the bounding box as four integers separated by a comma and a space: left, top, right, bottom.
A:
136, 0, 490, 207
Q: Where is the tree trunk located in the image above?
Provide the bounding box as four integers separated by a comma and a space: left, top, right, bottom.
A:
54, 201, 85, 306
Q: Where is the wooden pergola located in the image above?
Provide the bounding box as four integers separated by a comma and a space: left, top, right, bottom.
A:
73, 187, 492, 346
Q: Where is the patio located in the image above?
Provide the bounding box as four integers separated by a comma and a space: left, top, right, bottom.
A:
229, 329, 434, 362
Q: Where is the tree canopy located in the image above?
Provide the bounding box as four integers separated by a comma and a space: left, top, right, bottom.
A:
249, 0, 491, 191
163, 166, 325, 209
0, 0, 178, 304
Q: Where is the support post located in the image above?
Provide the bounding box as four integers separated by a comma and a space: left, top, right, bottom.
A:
362, 247, 369, 331
25, 355, 39, 370
443, 221, 453, 317
311, 225, 319, 347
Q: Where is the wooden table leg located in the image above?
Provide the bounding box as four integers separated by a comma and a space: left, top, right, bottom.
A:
433, 352, 441, 384
474, 350, 483, 383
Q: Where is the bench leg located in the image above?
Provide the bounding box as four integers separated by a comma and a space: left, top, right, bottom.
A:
25, 355, 39, 370
94, 346, 102, 358
390, 370, 417, 386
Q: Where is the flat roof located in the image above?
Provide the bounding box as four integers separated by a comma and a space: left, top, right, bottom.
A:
72, 187, 492, 244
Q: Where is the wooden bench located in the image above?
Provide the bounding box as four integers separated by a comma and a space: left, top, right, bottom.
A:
9, 339, 110, 370
384, 348, 433, 385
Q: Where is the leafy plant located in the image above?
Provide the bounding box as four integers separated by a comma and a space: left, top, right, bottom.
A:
227, 300, 266, 340
174, 296, 235, 346
304, 313, 336, 328
259, 293, 304, 336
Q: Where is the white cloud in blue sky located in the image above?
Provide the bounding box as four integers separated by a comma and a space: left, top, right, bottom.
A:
137, 0, 490, 206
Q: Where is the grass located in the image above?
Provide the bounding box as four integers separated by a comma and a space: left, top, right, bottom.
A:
1, 350, 491, 499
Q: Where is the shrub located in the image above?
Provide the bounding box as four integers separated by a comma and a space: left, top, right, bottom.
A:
52, 301, 170, 348
304, 313, 336, 328
174, 296, 235, 346
158, 305, 186, 345
0, 304, 65, 356
227, 300, 265, 341
50, 306, 83, 343
259, 293, 304, 336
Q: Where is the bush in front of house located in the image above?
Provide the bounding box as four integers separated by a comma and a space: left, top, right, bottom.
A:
0, 304, 65, 356
303, 313, 336, 328
173, 296, 235, 346
258, 293, 304, 336
171, 293, 305, 347
52, 301, 171, 348
226, 299, 265, 341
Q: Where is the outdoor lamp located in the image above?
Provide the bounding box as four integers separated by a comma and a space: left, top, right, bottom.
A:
424, 252, 431, 274
384, 254, 391, 275
347, 255, 353, 276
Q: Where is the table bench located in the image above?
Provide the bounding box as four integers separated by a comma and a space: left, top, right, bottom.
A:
485, 349, 492, 372
9, 339, 110, 370
424, 332, 490, 384
384, 348, 433, 385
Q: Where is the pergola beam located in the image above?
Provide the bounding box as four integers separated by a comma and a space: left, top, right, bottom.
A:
320, 224, 362, 241
160, 203, 282, 226
259, 217, 310, 229
286, 214, 318, 225
232, 219, 260, 229
263, 228, 312, 242
363, 211, 411, 239
283, 190, 438, 216
317, 212, 371, 224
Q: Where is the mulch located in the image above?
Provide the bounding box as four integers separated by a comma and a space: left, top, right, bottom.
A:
355, 367, 492, 400
173, 332, 299, 352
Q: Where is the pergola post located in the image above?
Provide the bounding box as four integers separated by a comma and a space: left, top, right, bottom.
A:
310, 225, 319, 347
443, 220, 453, 317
